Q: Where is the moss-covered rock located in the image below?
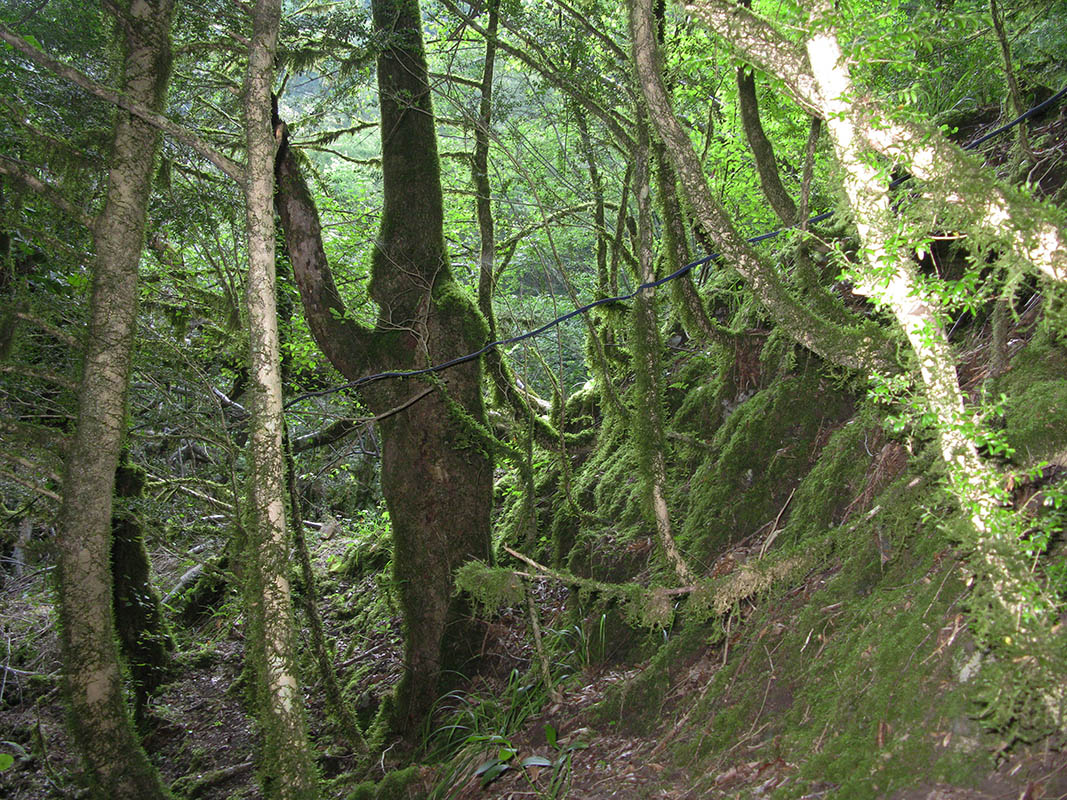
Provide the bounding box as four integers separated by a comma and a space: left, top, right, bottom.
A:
346, 765, 429, 800
678, 372, 855, 563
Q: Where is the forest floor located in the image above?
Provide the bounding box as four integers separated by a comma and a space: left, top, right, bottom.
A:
4, 534, 1067, 799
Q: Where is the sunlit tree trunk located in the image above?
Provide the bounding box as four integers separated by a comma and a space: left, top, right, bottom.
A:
801, 2, 1061, 726
54, 2, 174, 796
628, 0, 897, 373
242, 0, 319, 795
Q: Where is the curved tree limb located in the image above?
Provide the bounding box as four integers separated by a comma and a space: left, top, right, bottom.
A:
629, 0, 897, 372
273, 125, 383, 380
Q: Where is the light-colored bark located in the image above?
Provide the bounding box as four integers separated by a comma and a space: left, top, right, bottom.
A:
629, 0, 896, 373
54, 1, 175, 797
241, 0, 319, 795
802, 4, 1061, 727
685, 0, 1067, 285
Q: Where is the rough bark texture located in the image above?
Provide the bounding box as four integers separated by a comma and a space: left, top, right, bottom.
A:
632, 117, 695, 585
373, 0, 493, 734
276, 0, 493, 737
242, 0, 318, 796
53, 2, 174, 796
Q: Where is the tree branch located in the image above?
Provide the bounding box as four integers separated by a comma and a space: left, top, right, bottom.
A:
0, 23, 245, 184
0, 156, 95, 229
273, 121, 382, 381
629, 0, 897, 372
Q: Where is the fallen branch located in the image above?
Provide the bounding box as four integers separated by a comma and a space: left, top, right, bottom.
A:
171, 761, 254, 798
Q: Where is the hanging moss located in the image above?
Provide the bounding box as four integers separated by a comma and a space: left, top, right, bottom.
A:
454, 561, 525, 614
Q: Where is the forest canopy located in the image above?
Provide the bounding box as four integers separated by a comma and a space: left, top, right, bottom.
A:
2, 0, 1067, 798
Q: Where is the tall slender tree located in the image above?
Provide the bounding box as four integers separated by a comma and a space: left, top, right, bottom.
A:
242, 0, 319, 794
51, 1, 175, 796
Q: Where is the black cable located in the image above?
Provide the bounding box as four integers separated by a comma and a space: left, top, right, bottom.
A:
285, 84, 1067, 409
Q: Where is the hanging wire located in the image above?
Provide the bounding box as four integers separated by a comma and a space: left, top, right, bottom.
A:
284, 84, 1067, 409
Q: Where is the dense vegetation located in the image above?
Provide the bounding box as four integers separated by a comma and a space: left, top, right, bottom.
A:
2, 0, 1067, 798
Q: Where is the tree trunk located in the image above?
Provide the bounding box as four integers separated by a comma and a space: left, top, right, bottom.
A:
112, 459, 173, 725
241, 0, 319, 795
372, 0, 493, 734
632, 116, 695, 585
736, 66, 797, 225
54, 2, 174, 796
275, 0, 493, 737
628, 0, 898, 373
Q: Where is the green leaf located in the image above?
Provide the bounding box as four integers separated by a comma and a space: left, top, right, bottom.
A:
521, 755, 554, 768
544, 722, 557, 748
0, 753, 14, 771
475, 760, 510, 785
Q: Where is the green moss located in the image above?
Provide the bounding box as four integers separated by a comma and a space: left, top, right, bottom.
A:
678, 372, 854, 562
992, 328, 1067, 398
590, 663, 670, 736
346, 765, 424, 800
1001, 379, 1067, 464
592, 619, 718, 734
431, 278, 489, 350
785, 411, 880, 542
453, 561, 525, 613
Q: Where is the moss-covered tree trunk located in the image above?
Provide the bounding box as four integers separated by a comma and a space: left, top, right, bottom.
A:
53, 2, 174, 796
112, 460, 173, 724
632, 116, 694, 585
372, 0, 493, 733
242, 0, 319, 795
275, 0, 493, 738
628, 0, 897, 373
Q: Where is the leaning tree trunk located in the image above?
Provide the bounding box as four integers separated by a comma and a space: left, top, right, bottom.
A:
54, 2, 175, 797
275, 0, 493, 738
627, 0, 898, 373
801, 2, 1062, 727
242, 0, 319, 796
